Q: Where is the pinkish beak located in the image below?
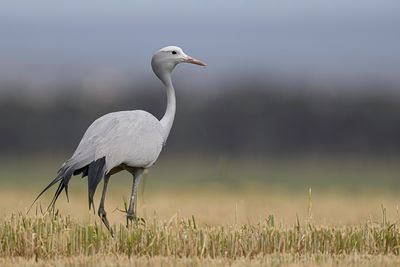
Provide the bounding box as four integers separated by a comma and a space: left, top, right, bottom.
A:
185, 56, 207, 66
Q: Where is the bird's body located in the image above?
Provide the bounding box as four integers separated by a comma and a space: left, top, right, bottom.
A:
31, 46, 206, 235
68, 110, 164, 172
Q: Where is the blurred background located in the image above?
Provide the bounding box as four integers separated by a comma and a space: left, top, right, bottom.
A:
1, 0, 400, 224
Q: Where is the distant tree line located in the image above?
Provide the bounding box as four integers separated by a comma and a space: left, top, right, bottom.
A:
1, 79, 400, 158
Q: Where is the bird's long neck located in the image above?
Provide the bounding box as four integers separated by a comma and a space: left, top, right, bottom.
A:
159, 74, 176, 141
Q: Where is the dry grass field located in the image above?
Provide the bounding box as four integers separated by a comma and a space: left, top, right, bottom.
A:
1, 156, 400, 266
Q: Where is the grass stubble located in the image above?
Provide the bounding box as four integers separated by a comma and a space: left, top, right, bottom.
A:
1, 204, 400, 267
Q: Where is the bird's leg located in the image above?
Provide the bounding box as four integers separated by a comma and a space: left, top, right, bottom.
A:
98, 174, 114, 237
126, 168, 144, 227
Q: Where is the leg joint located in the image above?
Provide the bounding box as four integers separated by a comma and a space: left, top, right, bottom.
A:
98, 207, 106, 217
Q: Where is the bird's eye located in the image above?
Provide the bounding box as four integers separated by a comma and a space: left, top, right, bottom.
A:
172, 51, 177, 55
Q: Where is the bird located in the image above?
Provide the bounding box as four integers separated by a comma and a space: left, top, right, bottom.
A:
30, 46, 206, 236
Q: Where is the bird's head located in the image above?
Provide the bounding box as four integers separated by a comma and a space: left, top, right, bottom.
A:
151, 46, 206, 82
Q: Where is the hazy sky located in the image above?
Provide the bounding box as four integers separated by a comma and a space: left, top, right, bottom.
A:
1, 0, 400, 90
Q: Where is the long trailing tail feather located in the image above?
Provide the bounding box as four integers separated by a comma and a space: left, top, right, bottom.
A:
28, 157, 106, 214
27, 166, 73, 214
87, 157, 106, 212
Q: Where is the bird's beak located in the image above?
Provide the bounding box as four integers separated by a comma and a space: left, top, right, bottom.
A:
185, 56, 207, 66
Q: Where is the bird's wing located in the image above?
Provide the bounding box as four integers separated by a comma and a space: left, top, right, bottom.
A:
65, 110, 164, 173
61, 114, 119, 171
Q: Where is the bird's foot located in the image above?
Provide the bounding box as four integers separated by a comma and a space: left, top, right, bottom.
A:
98, 207, 114, 237
126, 212, 146, 227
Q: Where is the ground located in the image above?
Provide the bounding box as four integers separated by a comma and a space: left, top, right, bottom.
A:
0, 156, 400, 266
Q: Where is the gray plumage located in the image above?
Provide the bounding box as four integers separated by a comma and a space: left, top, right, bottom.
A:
30, 46, 206, 235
